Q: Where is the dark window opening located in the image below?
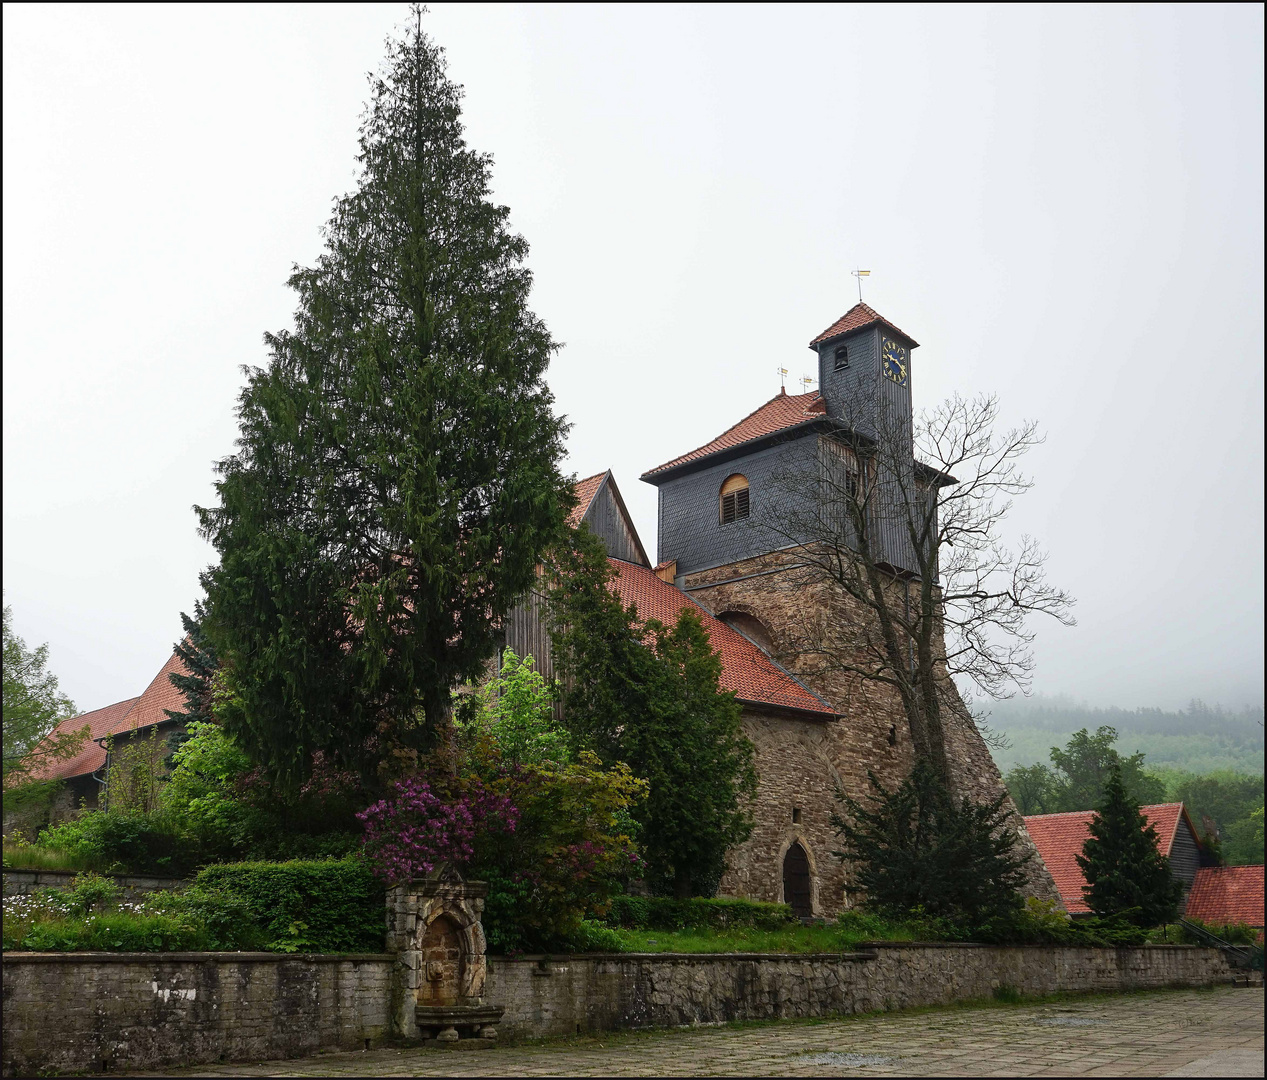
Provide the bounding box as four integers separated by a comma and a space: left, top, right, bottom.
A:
720, 486, 750, 525
833, 345, 849, 370
844, 469, 860, 501
792, 807, 802, 824
718, 610, 775, 654
887, 725, 897, 747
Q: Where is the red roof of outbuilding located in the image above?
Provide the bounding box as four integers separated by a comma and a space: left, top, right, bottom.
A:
606, 558, 835, 718
642, 391, 827, 479
1184, 865, 1265, 928
1022, 804, 1192, 915
26, 649, 192, 782
808, 302, 920, 348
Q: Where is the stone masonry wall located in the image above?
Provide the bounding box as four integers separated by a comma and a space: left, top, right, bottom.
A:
3, 869, 186, 903
489, 944, 1237, 1040
1, 944, 1238, 1072
684, 551, 1061, 910
1, 952, 393, 1076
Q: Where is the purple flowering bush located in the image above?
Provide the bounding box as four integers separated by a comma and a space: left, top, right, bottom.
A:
472, 750, 647, 951
357, 777, 519, 882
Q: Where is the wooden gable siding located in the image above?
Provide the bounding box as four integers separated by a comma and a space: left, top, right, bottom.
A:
502, 585, 555, 682
503, 472, 648, 685
1169, 811, 1204, 901
582, 478, 649, 566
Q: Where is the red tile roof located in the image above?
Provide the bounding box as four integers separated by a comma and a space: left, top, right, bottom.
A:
27, 649, 193, 782
1023, 804, 1191, 915
1184, 865, 1265, 928
606, 558, 836, 718
642, 390, 827, 479
568, 471, 608, 528
26, 696, 142, 782
808, 302, 920, 348
121, 649, 193, 735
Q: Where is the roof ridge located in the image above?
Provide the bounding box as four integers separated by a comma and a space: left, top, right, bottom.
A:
65, 695, 142, 721
642, 390, 823, 477
1025, 801, 1184, 820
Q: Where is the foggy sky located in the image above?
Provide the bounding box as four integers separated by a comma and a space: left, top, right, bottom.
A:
3, 4, 1263, 716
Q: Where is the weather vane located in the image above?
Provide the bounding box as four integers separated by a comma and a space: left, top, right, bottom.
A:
851, 268, 871, 303
800, 374, 816, 393
776, 366, 789, 389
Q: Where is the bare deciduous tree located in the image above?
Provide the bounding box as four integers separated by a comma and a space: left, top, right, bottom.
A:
765, 391, 1075, 784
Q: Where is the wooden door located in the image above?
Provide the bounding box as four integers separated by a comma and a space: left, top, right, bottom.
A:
782, 842, 812, 919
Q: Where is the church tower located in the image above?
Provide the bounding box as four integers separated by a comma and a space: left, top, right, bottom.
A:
640, 303, 1062, 915
810, 302, 918, 442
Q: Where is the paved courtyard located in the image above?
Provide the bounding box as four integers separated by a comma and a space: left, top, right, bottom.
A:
155, 986, 1263, 1078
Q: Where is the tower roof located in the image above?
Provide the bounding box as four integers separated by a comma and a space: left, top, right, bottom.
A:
641, 390, 827, 481
809, 302, 919, 348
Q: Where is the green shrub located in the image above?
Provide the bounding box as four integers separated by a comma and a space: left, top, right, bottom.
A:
194, 859, 385, 953
604, 895, 795, 932
38, 811, 194, 877
567, 919, 627, 953
171, 884, 270, 951
63, 871, 121, 914
1155, 916, 1260, 947
992, 984, 1023, 1003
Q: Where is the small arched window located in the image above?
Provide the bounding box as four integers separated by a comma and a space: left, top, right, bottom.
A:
719, 474, 749, 525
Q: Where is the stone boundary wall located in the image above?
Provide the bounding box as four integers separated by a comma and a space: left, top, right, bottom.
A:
3, 868, 186, 902
487, 943, 1238, 1039
1, 944, 1239, 1074
1, 952, 394, 1076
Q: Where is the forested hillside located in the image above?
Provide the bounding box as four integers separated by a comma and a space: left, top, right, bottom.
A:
989, 696, 1264, 865
986, 697, 1264, 776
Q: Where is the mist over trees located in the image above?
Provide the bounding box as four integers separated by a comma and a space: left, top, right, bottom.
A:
987, 696, 1264, 776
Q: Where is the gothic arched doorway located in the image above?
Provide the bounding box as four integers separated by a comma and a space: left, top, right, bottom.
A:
782, 842, 812, 919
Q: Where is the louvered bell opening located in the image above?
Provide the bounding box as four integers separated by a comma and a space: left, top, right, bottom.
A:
720, 474, 750, 525
720, 487, 750, 525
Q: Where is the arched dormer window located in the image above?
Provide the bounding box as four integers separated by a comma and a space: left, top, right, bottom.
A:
719, 474, 749, 525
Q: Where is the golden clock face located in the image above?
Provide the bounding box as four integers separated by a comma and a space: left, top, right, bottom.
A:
881, 337, 908, 386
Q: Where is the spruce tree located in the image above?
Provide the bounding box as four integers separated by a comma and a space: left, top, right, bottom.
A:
1076, 763, 1181, 926
197, 10, 569, 787
548, 528, 756, 897
166, 602, 218, 726
832, 761, 1031, 930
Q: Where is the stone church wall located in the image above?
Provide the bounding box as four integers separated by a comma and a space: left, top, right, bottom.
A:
683, 550, 1061, 910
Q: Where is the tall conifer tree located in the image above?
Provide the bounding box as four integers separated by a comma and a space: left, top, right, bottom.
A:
198, 9, 569, 787
548, 529, 756, 897
1076, 764, 1181, 926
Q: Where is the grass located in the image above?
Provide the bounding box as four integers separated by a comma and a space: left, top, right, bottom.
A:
2, 838, 106, 873
603, 918, 927, 954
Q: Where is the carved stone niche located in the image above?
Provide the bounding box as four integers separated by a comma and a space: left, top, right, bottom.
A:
385, 864, 504, 1043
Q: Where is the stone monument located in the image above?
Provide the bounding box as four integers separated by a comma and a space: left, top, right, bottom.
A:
385, 865, 503, 1043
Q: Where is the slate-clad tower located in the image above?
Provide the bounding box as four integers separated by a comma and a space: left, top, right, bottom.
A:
639, 302, 1060, 913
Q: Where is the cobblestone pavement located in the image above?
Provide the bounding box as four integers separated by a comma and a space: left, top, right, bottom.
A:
155, 987, 1263, 1077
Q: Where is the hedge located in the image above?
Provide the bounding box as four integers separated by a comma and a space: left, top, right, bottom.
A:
194, 859, 385, 953
604, 895, 796, 932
